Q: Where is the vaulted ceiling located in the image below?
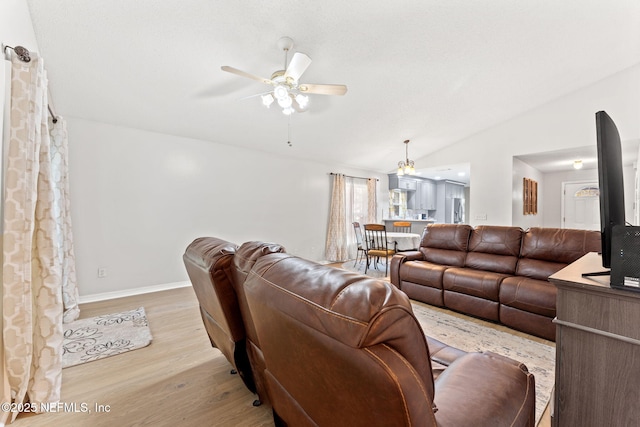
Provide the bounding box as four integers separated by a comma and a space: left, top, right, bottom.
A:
25, 1, 640, 174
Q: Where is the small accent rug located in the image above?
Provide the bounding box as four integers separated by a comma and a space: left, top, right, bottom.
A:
411, 301, 554, 425
62, 307, 152, 368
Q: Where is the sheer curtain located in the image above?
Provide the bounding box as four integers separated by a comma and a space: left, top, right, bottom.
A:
325, 174, 377, 262
1, 51, 77, 424
49, 118, 80, 323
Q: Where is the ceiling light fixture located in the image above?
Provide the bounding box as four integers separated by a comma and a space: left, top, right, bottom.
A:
259, 71, 310, 116
573, 160, 583, 170
397, 139, 416, 176
222, 36, 347, 117
256, 38, 311, 116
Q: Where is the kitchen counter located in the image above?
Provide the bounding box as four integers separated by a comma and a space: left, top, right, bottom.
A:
384, 219, 435, 235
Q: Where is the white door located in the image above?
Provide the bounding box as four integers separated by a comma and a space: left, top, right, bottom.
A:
562, 181, 600, 230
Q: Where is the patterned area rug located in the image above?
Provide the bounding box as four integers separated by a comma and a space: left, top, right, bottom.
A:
341, 259, 388, 278
411, 301, 554, 425
62, 307, 152, 368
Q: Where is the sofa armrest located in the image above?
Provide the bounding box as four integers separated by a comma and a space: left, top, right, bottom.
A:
434, 351, 535, 427
390, 251, 424, 287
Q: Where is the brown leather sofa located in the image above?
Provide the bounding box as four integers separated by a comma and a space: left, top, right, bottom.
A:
182, 237, 255, 393
185, 237, 536, 426
390, 224, 601, 341
183, 237, 286, 407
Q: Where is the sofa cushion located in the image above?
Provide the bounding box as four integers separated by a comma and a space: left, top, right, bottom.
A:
400, 261, 448, 289
465, 226, 523, 274
433, 352, 535, 427
419, 224, 472, 266
514, 258, 567, 281
184, 237, 242, 340
232, 240, 287, 287
519, 227, 601, 264
443, 267, 508, 302
516, 228, 600, 280
500, 276, 557, 318
500, 305, 556, 341
444, 290, 501, 322
230, 240, 288, 405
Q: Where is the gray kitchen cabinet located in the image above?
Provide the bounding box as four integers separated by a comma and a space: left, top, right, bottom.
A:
388, 175, 417, 191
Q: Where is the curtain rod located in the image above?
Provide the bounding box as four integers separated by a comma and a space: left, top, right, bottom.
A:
329, 172, 379, 181
3, 44, 59, 123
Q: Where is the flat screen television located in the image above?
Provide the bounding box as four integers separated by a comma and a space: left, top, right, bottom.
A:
593, 111, 626, 270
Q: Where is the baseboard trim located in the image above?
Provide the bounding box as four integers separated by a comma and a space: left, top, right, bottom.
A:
79, 281, 191, 304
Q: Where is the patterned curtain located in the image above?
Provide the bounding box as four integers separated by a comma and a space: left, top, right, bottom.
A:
325, 175, 378, 262
325, 174, 348, 261
1, 53, 65, 424
49, 118, 80, 324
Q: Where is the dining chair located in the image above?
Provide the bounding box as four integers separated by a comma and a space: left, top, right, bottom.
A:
363, 223, 396, 275
352, 222, 366, 267
392, 221, 412, 232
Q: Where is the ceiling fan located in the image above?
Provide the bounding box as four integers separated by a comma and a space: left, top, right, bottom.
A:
221, 37, 347, 115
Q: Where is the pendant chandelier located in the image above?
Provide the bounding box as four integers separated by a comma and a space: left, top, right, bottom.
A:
397, 139, 415, 176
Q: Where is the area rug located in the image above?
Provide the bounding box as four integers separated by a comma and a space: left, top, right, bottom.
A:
411, 301, 554, 425
341, 260, 388, 278
62, 306, 152, 368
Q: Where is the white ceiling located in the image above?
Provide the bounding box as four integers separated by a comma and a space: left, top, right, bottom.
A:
516, 140, 640, 173
25, 1, 640, 175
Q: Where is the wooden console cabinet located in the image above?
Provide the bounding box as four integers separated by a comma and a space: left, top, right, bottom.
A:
549, 252, 640, 426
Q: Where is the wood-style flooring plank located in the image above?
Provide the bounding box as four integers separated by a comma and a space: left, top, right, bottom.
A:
14, 287, 274, 427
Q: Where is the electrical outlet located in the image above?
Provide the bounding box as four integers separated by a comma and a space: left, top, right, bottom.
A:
475, 213, 488, 221
97, 268, 108, 278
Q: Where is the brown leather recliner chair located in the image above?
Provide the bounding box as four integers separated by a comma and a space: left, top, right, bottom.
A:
230, 241, 287, 407
243, 252, 536, 427
182, 237, 256, 395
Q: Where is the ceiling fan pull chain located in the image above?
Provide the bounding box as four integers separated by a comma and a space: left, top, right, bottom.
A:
287, 115, 292, 147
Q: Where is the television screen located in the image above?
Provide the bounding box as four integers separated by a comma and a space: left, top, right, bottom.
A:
595, 111, 626, 269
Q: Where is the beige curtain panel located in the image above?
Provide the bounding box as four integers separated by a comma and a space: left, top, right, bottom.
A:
325, 174, 348, 261
1, 52, 77, 424
366, 178, 376, 223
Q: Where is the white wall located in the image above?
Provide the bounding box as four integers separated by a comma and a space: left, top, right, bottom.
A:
1, 0, 40, 185
67, 117, 388, 296
417, 64, 640, 227
542, 165, 636, 228
0, 1, 39, 52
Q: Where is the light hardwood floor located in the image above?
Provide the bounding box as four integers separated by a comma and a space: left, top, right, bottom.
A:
14, 283, 551, 427
14, 286, 273, 427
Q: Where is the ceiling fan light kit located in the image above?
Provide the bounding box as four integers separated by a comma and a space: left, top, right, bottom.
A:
221, 37, 347, 115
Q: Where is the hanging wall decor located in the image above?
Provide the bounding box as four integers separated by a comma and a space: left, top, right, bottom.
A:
523, 178, 538, 215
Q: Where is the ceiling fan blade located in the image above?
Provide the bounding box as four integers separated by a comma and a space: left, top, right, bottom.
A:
299, 83, 348, 96
221, 66, 272, 85
284, 52, 312, 81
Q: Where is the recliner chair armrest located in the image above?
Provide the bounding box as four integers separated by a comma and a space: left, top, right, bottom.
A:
434, 351, 535, 427
390, 251, 424, 287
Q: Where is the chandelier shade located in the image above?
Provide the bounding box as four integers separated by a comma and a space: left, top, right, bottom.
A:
397, 139, 416, 176
260, 74, 311, 115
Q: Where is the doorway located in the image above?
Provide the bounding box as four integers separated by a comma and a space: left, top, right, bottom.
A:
561, 181, 600, 230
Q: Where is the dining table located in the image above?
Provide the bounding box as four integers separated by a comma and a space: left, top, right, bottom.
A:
386, 231, 421, 251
